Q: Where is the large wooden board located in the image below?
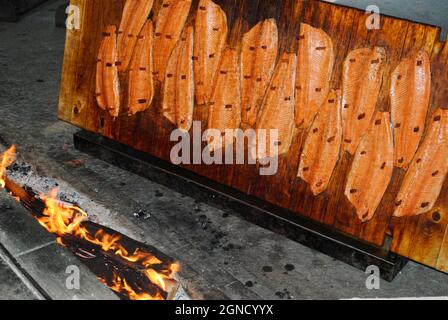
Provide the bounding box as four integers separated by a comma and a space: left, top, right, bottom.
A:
58, 0, 448, 273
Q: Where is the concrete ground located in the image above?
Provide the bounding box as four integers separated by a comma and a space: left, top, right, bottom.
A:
0, 0, 447, 300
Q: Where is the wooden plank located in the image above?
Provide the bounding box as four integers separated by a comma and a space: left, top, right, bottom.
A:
437, 224, 448, 272
230, 0, 282, 196
332, 14, 409, 246
63, 0, 126, 139
57, 0, 448, 272
193, 0, 244, 186
290, 2, 361, 224
134, 0, 173, 159
58, 0, 85, 123
391, 37, 448, 269
368, 24, 439, 247
292, 9, 367, 225
249, 0, 308, 208
353, 17, 416, 245
69, 0, 97, 128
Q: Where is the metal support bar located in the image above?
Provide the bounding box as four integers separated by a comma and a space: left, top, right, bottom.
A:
74, 130, 408, 282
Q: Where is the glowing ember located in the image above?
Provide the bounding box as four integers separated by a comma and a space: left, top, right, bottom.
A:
38, 189, 88, 236
108, 273, 165, 300
0, 145, 16, 188
37, 189, 179, 299
0, 146, 179, 300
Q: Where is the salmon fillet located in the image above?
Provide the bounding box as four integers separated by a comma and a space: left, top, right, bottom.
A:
241, 19, 278, 128
256, 53, 297, 159
298, 90, 342, 195
391, 50, 431, 170
117, 0, 154, 72
162, 26, 195, 132
295, 23, 335, 129
128, 21, 154, 116
394, 109, 448, 217
194, 0, 228, 105
96, 25, 120, 118
153, 0, 192, 82
206, 48, 241, 151
342, 47, 386, 155
345, 112, 394, 222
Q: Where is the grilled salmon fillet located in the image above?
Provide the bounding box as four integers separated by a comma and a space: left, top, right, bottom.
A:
298, 90, 342, 196
96, 25, 120, 118
342, 47, 386, 155
206, 48, 241, 151
241, 19, 278, 128
345, 112, 394, 222
128, 21, 154, 116
394, 108, 448, 217
162, 26, 195, 132
153, 0, 192, 82
117, 0, 154, 72
295, 23, 335, 129
194, 0, 228, 105
391, 50, 431, 170
256, 53, 297, 159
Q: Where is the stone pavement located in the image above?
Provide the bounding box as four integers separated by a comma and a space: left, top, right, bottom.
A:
0, 0, 447, 300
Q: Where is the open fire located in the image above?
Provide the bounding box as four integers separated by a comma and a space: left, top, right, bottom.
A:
0, 145, 179, 300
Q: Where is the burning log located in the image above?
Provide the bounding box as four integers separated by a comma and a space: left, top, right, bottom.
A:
58, 233, 178, 300
0, 146, 179, 300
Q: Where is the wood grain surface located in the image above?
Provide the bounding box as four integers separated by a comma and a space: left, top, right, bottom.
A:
58, 0, 448, 273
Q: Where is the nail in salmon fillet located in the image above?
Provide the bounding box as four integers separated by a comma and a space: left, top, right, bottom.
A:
342, 47, 386, 155
391, 50, 431, 170
162, 26, 195, 132
194, 0, 228, 105
153, 0, 192, 82
345, 112, 394, 222
241, 19, 278, 128
96, 25, 120, 118
295, 23, 335, 129
394, 108, 448, 217
128, 21, 154, 116
298, 90, 342, 196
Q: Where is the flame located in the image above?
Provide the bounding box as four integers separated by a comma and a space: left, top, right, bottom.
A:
0, 145, 178, 300
38, 189, 87, 235
108, 274, 165, 300
37, 188, 178, 300
0, 145, 16, 188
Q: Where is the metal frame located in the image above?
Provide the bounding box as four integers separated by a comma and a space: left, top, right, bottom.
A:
74, 130, 408, 282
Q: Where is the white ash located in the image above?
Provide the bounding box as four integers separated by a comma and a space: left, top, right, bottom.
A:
5, 155, 141, 241
172, 285, 191, 300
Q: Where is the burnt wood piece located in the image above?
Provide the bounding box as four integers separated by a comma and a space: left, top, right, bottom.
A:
58, 233, 178, 300
2, 176, 179, 299
58, 0, 448, 273
74, 130, 408, 282
4, 177, 174, 266
0, 0, 49, 22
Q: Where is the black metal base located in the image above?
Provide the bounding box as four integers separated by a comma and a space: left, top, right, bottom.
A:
74, 130, 408, 282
